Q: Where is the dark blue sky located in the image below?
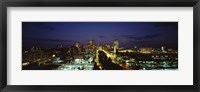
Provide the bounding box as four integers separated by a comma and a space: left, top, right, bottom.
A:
22, 22, 178, 48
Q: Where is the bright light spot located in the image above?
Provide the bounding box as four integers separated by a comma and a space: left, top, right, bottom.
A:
22, 62, 30, 66
52, 54, 56, 58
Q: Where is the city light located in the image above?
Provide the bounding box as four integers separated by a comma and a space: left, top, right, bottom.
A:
22, 22, 178, 70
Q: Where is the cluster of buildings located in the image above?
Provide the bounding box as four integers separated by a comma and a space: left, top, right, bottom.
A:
67, 39, 119, 55
58, 39, 119, 70
57, 55, 94, 70
22, 46, 50, 66
22, 39, 178, 70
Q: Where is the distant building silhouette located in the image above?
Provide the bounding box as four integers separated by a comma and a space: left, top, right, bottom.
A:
113, 39, 119, 54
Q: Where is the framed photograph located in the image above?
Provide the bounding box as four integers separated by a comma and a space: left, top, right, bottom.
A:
0, 0, 199, 92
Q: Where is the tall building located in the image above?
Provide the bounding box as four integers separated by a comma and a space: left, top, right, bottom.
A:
82, 40, 96, 54
140, 47, 152, 54
75, 42, 81, 48
92, 39, 96, 46
69, 46, 79, 56
98, 42, 103, 50
75, 42, 82, 52
89, 41, 93, 46
113, 39, 119, 54
105, 43, 111, 51
161, 46, 166, 53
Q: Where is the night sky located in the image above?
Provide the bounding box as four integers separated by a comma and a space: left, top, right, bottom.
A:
22, 22, 178, 49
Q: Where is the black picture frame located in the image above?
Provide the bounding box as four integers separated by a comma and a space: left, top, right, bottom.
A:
0, 0, 199, 92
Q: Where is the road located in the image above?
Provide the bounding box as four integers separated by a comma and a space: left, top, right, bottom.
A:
95, 49, 128, 70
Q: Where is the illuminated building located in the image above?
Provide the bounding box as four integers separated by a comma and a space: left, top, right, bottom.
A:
57, 44, 63, 49
22, 46, 49, 64
91, 40, 97, 53
140, 47, 152, 54
85, 48, 94, 54
31, 46, 35, 52
161, 46, 166, 53
118, 49, 134, 53
74, 54, 84, 59
75, 42, 82, 52
89, 40, 93, 46
52, 57, 64, 64
82, 41, 96, 54
113, 39, 119, 54
105, 43, 111, 51
75, 42, 81, 48
30, 46, 39, 52
98, 42, 103, 50
57, 54, 94, 70
70, 46, 79, 55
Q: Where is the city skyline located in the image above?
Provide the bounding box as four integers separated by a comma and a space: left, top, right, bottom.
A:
22, 22, 178, 70
22, 22, 178, 49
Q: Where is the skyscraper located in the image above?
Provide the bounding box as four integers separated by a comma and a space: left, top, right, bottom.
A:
92, 39, 96, 46
75, 42, 81, 52
113, 39, 119, 54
